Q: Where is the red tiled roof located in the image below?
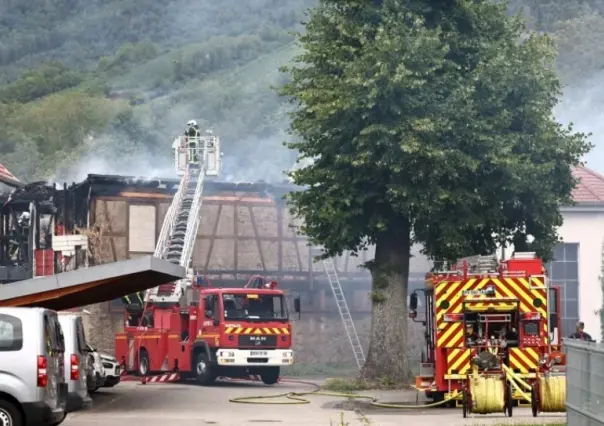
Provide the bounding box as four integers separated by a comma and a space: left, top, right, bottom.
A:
0, 163, 21, 187
572, 166, 604, 202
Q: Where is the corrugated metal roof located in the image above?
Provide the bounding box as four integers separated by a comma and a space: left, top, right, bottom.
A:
0, 163, 22, 188
572, 167, 604, 202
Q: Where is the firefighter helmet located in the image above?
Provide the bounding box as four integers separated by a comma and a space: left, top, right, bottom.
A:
187, 120, 197, 128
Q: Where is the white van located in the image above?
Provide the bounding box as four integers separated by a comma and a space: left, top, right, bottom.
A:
0, 307, 68, 425
57, 314, 92, 412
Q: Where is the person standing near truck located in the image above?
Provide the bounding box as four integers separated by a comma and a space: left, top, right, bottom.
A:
569, 321, 594, 342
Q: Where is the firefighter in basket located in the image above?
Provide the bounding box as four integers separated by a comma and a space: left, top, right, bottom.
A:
184, 120, 201, 164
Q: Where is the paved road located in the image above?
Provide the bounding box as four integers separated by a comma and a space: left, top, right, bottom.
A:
63, 379, 567, 426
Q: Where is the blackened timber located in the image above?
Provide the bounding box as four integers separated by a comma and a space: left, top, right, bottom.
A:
83, 174, 298, 200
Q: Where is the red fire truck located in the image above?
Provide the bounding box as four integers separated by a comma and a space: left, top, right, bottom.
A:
408, 252, 565, 410
115, 276, 300, 385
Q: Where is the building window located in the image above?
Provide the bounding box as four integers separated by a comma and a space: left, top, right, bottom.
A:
546, 243, 579, 337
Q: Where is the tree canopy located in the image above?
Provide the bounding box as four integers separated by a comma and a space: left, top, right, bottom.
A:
281, 0, 591, 380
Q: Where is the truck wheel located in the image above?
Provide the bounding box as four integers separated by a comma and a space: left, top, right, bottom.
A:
195, 353, 216, 385
260, 367, 280, 385
138, 350, 150, 376
0, 399, 22, 426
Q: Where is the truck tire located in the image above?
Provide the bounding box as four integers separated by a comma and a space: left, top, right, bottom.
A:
0, 399, 22, 426
260, 367, 280, 385
138, 350, 150, 376
194, 352, 216, 385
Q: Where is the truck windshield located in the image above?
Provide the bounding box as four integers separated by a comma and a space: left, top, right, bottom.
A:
222, 293, 288, 321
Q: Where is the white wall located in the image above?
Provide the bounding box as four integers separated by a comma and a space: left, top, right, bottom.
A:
557, 209, 604, 338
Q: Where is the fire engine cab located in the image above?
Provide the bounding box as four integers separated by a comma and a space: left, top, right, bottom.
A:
116, 276, 300, 385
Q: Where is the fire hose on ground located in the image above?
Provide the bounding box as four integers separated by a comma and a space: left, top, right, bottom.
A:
229, 370, 565, 414
228, 378, 460, 408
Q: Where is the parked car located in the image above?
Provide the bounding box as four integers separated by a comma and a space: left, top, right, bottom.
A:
57, 314, 92, 412
0, 307, 68, 426
85, 344, 106, 392
90, 347, 121, 388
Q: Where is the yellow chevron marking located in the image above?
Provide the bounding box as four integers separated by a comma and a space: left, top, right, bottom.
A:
282, 328, 290, 335
528, 276, 545, 288
491, 278, 531, 313
233, 327, 241, 334
436, 281, 463, 312
225, 327, 234, 334
437, 322, 461, 347
436, 279, 477, 322
450, 278, 490, 314
447, 349, 471, 374
509, 348, 539, 374
272, 328, 281, 335
253, 329, 262, 335
525, 347, 540, 360
262, 328, 273, 334
464, 301, 517, 312
513, 278, 547, 318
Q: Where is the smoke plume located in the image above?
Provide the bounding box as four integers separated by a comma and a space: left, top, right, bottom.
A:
556, 73, 604, 173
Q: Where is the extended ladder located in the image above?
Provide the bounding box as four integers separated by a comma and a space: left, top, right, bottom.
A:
312, 247, 366, 369
145, 135, 218, 305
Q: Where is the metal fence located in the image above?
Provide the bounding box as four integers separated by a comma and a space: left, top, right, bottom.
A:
566, 338, 604, 425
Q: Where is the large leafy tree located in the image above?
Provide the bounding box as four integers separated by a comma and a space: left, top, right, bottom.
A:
280, 0, 591, 381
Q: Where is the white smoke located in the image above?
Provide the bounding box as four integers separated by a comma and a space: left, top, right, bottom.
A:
556, 72, 604, 173
52, 131, 299, 184
220, 133, 297, 183
51, 133, 177, 183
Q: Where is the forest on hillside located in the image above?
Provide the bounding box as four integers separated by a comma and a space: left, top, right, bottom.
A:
0, 0, 603, 183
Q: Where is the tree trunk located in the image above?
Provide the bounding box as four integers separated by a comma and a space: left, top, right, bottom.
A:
361, 227, 411, 383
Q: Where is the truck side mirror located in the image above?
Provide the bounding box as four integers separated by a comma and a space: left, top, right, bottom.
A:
294, 297, 301, 314
410, 292, 418, 311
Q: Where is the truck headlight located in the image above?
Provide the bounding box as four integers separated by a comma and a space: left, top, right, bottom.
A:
219, 351, 235, 357
282, 351, 293, 358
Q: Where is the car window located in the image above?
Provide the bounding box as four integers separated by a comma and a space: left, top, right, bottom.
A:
44, 315, 54, 353
54, 320, 65, 352
75, 318, 86, 353
0, 314, 23, 352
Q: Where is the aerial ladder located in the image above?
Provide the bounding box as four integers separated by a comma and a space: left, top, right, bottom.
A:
311, 247, 366, 370
124, 130, 221, 308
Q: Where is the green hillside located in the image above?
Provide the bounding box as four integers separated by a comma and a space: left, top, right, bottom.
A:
1, 0, 604, 182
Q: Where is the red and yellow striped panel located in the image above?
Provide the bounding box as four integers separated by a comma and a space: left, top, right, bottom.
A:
224, 327, 289, 335
446, 348, 472, 376
435, 276, 548, 348
509, 347, 540, 374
